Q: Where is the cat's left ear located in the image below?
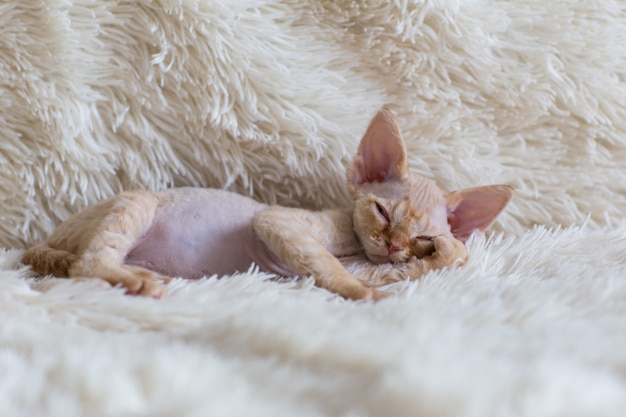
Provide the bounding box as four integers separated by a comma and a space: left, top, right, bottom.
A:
446, 185, 515, 242
348, 108, 409, 186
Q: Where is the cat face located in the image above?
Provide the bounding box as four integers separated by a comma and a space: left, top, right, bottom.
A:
351, 174, 450, 264
347, 108, 514, 265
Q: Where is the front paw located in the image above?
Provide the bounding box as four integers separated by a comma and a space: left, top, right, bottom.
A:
428, 235, 467, 269
342, 285, 390, 302
367, 288, 390, 301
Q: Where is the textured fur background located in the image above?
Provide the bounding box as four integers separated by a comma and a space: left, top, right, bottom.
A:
2, 1, 626, 415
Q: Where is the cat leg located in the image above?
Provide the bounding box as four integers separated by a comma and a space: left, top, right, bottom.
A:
23, 191, 171, 297
345, 235, 468, 287
23, 234, 167, 297
254, 207, 388, 301
69, 193, 167, 297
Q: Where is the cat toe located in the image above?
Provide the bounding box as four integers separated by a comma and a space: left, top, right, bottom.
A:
120, 269, 167, 298
138, 279, 166, 298
121, 276, 143, 295
125, 278, 165, 298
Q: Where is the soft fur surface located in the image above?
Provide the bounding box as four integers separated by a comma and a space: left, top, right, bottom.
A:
2, 1, 626, 415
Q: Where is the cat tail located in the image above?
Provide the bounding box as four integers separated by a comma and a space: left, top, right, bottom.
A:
21, 243, 78, 277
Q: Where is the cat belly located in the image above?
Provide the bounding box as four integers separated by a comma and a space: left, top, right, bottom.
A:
124, 188, 294, 278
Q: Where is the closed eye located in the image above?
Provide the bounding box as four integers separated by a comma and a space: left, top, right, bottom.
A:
374, 202, 390, 222
414, 236, 433, 242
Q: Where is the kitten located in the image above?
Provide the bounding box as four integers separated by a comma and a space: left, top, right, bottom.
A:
22, 108, 514, 301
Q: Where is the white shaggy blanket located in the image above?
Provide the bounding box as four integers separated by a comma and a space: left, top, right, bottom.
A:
2, 1, 626, 415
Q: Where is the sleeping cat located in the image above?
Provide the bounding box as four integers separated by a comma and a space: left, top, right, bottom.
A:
22, 108, 514, 301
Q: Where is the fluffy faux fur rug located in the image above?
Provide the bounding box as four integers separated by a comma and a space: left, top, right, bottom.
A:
2, 1, 626, 416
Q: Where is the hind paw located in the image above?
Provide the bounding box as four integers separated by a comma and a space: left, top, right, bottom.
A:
122, 278, 165, 298
122, 275, 166, 298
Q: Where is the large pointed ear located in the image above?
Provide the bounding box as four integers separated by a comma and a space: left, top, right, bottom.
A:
447, 185, 515, 242
348, 108, 409, 186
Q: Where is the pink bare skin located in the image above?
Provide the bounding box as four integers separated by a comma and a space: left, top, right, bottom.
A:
22, 108, 514, 301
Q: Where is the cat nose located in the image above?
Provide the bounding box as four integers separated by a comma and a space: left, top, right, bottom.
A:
386, 242, 402, 255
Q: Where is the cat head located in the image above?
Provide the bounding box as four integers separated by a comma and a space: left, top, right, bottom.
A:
347, 108, 514, 264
